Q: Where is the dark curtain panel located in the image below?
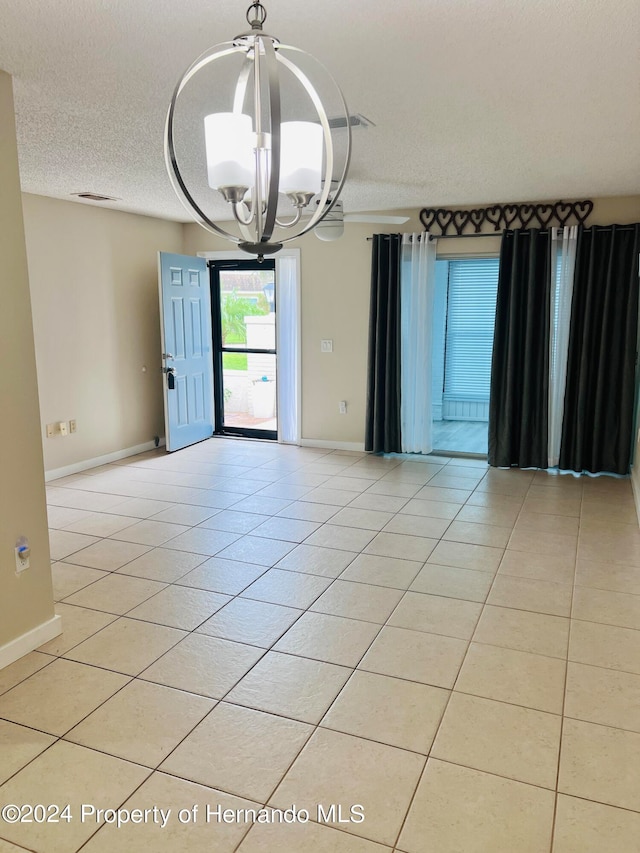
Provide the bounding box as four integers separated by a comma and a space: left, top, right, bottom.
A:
488, 229, 551, 468
559, 224, 640, 475
365, 234, 402, 453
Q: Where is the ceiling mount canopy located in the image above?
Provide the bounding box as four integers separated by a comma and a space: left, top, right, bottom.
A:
165, 0, 351, 258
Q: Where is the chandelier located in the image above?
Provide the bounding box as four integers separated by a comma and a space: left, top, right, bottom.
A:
165, 1, 351, 258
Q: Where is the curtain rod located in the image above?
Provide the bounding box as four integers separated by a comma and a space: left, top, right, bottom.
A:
365, 233, 503, 241
366, 225, 638, 241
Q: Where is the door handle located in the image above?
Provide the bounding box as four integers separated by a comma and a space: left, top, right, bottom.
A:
162, 353, 174, 360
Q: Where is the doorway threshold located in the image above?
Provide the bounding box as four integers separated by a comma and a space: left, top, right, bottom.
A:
430, 449, 487, 460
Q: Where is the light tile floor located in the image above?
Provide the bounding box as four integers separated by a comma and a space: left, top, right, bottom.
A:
2, 440, 640, 852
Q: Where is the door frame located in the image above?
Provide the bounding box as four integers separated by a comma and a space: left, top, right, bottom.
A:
198, 248, 302, 445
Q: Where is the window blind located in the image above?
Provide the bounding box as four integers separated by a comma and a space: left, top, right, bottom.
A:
443, 258, 499, 401
550, 248, 563, 377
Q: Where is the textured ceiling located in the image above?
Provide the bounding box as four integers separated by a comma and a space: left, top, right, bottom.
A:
0, 0, 638, 222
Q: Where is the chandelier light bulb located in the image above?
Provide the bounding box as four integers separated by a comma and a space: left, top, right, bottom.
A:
279, 121, 323, 195
204, 113, 254, 193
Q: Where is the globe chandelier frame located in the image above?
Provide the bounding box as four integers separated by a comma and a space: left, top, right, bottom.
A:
165, 1, 351, 258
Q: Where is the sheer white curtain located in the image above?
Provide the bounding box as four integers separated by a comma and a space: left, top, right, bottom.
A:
400, 232, 437, 453
276, 251, 301, 444
548, 225, 578, 467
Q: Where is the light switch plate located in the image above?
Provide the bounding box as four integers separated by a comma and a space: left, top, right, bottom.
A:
321, 340, 333, 353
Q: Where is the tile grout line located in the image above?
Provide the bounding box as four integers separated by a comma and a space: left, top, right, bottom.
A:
548, 474, 583, 853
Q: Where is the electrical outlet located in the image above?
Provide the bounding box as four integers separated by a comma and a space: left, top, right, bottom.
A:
69, 419, 77, 434
339, 400, 347, 414
15, 545, 30, 573
58, 421, 68, 436
321, 340, 333, 353
46, 423, 56, 438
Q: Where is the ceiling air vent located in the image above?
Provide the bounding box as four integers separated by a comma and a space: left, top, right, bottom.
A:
72, 192, 120, 202
327, 113, 375, 130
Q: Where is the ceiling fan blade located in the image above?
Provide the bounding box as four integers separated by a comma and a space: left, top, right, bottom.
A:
343, 214, 410, 224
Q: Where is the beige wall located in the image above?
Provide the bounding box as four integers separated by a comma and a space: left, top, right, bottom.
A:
184, 195, 640, 446
0, 72, 55, 649
21, 190, 640, 459
23, 195, 183, 472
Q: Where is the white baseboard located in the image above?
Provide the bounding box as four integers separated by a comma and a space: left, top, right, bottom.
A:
45, 439, 166, 482
300, 438, 366, 452
0, 615, 62, 670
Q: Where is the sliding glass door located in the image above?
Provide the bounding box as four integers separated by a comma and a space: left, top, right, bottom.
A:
210, 259, 277, 440
432, 257, 499, 455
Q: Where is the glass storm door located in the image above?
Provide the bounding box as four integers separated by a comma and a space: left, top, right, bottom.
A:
210, 259, 277, 440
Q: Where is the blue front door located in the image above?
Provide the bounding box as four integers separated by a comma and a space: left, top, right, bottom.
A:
158, 252, 214, 451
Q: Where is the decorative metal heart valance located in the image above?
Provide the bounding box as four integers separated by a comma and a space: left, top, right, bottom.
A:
419, 200, 594, 236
